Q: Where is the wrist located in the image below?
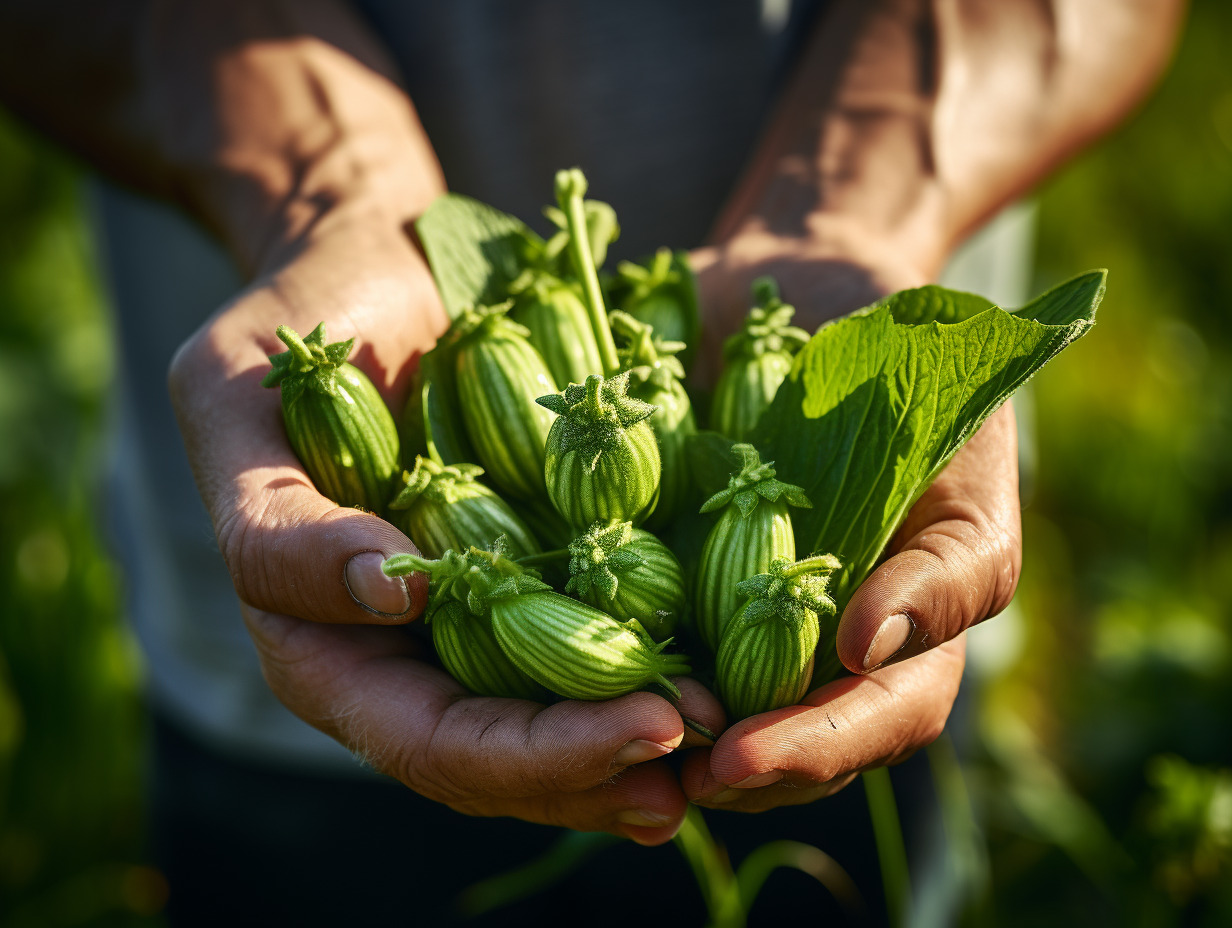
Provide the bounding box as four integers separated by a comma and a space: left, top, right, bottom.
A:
137, 14, 445, 276
181, 130, 444, 277
693, 224, 929, 331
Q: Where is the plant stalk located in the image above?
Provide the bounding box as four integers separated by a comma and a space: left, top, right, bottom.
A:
863, 766, 911, 928
276, 324, 317, 371
514, 549, 570, 568
555, 169, 620, 375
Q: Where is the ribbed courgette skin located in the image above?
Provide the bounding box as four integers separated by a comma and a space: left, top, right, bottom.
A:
283, 362, 399, 511
709, 352, 794, 442
694, 502, 796, 652
390, 486, 540, 561
545, 421, 661, 528
431, 601, 548, 701
514, 285, 605, 390
716, 606, 819, 718
636, 377, 696, 530
490, 592, 689, 701
456, 335, 557, 500
569, 527, 685, 639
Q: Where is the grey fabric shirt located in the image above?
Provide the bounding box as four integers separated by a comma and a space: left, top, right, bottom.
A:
96, 0, 829, 771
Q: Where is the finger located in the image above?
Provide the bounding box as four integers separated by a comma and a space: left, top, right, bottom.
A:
682, 638, 965, 805
682, 748, 854, 812
244, 608, 688, 801
457, 761, 689, 846
169, 302, 427, 624
669, 676, 727, 748
836, 404, 1021, 672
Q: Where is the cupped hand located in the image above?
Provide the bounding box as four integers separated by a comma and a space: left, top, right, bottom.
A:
167, 215, 719, 843
681, 241, 1022, 811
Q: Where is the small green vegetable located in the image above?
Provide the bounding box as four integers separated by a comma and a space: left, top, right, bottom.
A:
715, 555, 841, 719
450, 302, 558, 500
710, 279, 809, 441
565, 520, 685, 640
386, 456, 540, 560
610, 310, 696, 528
494, 590, 690, 701
694, 443, 812, 651
382, 547, 548, 701
510, 276, 605, 390
389, 539, 688, 701
612, 248, 701, 369
261, 323, 399, 511
537, 373, 662, 528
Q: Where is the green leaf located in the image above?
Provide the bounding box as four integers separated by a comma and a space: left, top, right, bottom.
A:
415, 194, 543, 318
755, 270, 1105, 606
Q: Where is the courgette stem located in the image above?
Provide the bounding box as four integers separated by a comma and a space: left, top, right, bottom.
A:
555, 169, 620, 375
863, 766, 911, 927
513, 548, 570, 568
673, 806, 741, 927
275, 324, 318, 372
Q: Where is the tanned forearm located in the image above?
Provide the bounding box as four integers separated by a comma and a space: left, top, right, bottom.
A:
704, 0, 1185, 315
0, 0, 442, 274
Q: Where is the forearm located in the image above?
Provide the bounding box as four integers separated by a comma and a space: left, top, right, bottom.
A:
0, 0, 443, 274
713, 0, 1185, 284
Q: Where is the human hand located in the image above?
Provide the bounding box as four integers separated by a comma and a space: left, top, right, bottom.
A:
168, 216, 721, 842
680, 242, 1022, 811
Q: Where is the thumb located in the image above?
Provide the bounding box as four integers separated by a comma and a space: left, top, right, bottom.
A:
218, 470, 428, 623
169, 320, 426, 625
835, 403, 1021, 671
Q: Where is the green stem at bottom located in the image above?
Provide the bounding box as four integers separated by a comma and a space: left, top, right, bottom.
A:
863, 766, 911, 928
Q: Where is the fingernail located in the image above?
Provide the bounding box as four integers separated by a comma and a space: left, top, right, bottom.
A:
864, 613, 915, 670
709, 789, 741, 804
613, 739, 673, 767
345, 552, 411, 616
731, 770, 783, 789
616, 809, 674, 828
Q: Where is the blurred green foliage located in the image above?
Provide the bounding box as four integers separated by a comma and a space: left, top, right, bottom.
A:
0, 2, 1230, 925
0, 113, 164, 924
965, 0, 1232, 923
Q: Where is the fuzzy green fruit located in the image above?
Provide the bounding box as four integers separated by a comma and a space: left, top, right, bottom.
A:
715, 555, 841, 719
512, 278, 605, 390
382, 547, 548, 701
612, 249, 701, 369
451, 303, 558, 500
564, 520, 685, 639
386, 456, 540, 560
610, 311, 696, 528
387, 538, 688, 701
710, 278, 809, 441
262, 323, 399, 511
492, 592, 689, 701
694, 443, 813, 651
537, 373, 661, 528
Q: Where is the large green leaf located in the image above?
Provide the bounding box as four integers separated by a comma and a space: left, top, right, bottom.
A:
415, 194, 541, 318
755, 270, 1105, 606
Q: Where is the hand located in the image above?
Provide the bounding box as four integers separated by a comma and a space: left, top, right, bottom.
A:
168, 214, 720, 843
681, 243, 1022, 811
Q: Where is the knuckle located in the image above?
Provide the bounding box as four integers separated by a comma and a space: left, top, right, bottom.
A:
913, 709, 949, 752
216, 497, 276, 610
914, 496, 1022, 629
